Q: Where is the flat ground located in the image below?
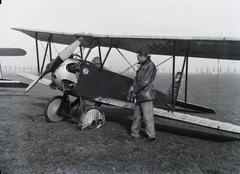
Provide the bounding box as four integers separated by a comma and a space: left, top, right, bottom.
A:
0, 74, 240, 174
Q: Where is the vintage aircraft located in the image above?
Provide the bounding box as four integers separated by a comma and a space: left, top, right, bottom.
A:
0, 48, 28, 88
12, 27, 240, 133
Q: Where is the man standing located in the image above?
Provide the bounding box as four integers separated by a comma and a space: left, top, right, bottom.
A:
130, 51, 157, 143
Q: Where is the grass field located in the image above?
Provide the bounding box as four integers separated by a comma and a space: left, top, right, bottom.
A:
0, 73, 240, 174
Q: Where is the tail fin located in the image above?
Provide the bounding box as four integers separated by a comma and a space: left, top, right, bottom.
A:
166, 72, 182, 102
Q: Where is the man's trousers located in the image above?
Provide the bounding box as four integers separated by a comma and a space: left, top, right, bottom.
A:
131, 101, 156, 138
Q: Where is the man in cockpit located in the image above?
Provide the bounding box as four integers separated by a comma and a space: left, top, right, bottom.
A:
130, 51, 157, 143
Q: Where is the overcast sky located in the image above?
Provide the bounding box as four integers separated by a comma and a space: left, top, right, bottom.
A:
1, 0, 240, 73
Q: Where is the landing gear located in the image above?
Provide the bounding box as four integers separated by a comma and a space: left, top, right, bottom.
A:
44, 94, 105, 130
44, 94, 81, 123
44, 96, 64, 122
79, 106, 105, 130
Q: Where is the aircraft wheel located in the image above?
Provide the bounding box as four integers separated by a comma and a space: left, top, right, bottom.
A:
44, 96, 64, 123
80, 106, 105, 130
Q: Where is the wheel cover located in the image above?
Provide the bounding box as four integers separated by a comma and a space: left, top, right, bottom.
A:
81, 107, 105, 129
46, 98, 63, 122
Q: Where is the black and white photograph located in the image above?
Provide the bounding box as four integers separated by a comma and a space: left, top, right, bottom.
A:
1, 0, 240, 173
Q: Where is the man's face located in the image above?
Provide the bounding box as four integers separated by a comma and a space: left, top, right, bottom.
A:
137, 54, 147, 63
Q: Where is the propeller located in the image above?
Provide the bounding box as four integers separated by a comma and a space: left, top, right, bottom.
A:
25, 38, 82, 93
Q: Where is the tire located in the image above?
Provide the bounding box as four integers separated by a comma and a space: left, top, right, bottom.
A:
44, 96, 64, 123
80, 106, 105, 129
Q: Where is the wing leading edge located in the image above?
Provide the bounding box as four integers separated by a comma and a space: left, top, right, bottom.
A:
13, 27, 240, 60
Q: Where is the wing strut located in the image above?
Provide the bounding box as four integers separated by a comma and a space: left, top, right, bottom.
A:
184, 41, 190, 112
40, 43, 49, 74
97, 39, 103, 65
171, 41, 176, 111
0, 63, 3, 79
172, 41, 191, 111
101, 39, 113, 69
48, 35, 53, 61
184, 41, 191, 112
34, 33, 53, 75
79, 46, 83, 59
35, 33, 40, 75
84, 39, 96, 62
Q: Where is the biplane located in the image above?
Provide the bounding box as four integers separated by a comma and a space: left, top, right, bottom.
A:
12, 27, 240, 134
0, 48, 28, 88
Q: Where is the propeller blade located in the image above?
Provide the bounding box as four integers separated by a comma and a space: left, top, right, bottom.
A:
42, 38, 83, 74
25, 38, 82, 93
25, 74, 44, 93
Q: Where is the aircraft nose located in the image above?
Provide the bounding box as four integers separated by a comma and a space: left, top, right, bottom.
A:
25, 38, 82, 93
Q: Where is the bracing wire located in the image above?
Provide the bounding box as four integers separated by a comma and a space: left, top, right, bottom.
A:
155, 51, 198, 105
175, 74, 196, 104
156, 50, 184, 68
116, 48, 136, 72
40, 41, 50, 61
187, 91, 196, 103
79, 49, 168, 109
120, 62, 138, 75
156, 56, 173, 68
52, 43, 59, 55
78, 49, 137, 98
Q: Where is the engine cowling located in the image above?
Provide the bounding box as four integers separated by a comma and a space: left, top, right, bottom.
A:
51, 59, 80, 91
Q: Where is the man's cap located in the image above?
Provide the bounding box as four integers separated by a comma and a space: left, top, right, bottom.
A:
137, 50, 150, 59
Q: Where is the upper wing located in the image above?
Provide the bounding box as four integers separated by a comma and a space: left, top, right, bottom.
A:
12, 28, 240, 60
0, 48, 26, 56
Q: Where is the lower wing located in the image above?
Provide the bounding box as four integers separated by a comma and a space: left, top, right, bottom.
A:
0, 79, 28, 88
16, 73, 51, 86
95, 97, 240, 134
